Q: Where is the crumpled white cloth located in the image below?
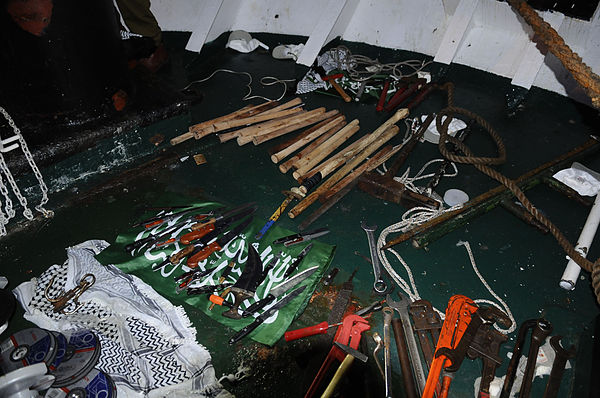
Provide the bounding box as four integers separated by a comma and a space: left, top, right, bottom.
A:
13, 240, 232, 398
553, 166, 600, 196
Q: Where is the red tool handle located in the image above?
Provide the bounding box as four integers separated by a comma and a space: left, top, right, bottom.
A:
376, 80, 391, 112
322, 73, 344, 81
156, 238, 176, 247
187, 241, 221, 268
180, 224, 215, 245
285, 321, 332, 342
144, 220, 163, 229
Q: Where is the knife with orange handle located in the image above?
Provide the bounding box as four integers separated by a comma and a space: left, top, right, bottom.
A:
186, 216, 253, 268
181, 206, 255, 244
208, 261, 235, 310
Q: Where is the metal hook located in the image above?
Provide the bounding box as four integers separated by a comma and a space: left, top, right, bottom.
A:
44, 273, 95, 314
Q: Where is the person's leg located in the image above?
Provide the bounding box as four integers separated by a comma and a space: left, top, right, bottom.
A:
115, 0, 161, 46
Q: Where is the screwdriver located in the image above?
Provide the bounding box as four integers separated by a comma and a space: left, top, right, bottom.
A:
284, 321, 343, 342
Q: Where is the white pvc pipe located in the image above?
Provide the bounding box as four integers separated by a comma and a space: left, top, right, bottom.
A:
559, 194, 600, 290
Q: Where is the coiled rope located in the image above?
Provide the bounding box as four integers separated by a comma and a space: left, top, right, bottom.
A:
435, 83, 600, 305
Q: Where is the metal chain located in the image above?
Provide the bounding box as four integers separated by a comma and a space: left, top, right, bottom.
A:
0, 106, 54, 235
0, 153, 33, 220
0, 159, 16, 219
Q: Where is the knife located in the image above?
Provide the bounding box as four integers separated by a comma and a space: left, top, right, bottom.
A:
222, 250, 282, 319
180, 206, 256, 244
272, 227, 330, 247
186, 215, 253, 268
284, 243, 313, 278
229, 284, 307, 345
242, 265, 318, 317
190, 202, 256, 231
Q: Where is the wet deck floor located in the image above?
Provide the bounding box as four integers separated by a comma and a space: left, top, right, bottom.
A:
1, 32, 599, 397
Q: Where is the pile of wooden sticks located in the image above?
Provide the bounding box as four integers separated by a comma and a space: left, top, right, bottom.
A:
170, 98, 411, 227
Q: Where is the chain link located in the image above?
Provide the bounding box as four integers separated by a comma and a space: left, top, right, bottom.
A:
0, 106, 53, 236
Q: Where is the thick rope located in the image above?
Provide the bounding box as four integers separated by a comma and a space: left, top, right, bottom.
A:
436, 83, 600, 305
507, 0, 600, 110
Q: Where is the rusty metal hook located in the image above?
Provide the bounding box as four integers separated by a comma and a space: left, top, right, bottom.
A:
44, 273, 95, 314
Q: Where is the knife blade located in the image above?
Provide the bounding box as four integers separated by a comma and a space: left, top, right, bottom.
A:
272, 227, 330, 247
190, 202, 256, 231
187, 215, 253, 268
242, 265, 318, 317
229, 284, 307, 345
180, 206, 256, 244
222, 250, 282, 319
284, 243, 313, 278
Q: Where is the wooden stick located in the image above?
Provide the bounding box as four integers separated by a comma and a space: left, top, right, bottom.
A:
213, 107, 303, 131
219, 109, 305, 143
171, 104, 259, 145
253, 110, 339, 146
292, 120, 360, 180
300, 132, 376, 185
279, 121, 344, 173
260, 98, 302, 115
305, 108, 408, 179
190, 102, 273, 133
270, 115, 345, 162
236, 108, 326, 146
288, 124, 400, 219
269, 114, 342, 157
298, 144, 397, 230
193, 100, 301, 142
322, 145, 397, 201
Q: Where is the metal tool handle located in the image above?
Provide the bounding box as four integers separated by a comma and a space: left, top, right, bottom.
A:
392, 318, 418, 398
399, 308, 427, 394
383, 307, 394, 398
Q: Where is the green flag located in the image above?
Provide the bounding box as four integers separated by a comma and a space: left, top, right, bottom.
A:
96, 202, 335, 346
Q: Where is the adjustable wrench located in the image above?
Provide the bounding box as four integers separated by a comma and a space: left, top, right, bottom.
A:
360, 221, 387, 294
542, 335, 575, 398
387, 292, 427, 394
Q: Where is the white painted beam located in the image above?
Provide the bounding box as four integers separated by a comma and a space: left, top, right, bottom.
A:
511, 11, 565, 89
434, 0, 480, 64
296, 0, 357, 67
185, 0, 225, 52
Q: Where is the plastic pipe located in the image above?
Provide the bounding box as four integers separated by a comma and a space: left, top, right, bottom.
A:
559, 193, 600, 290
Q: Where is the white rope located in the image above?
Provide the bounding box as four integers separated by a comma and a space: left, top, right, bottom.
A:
377, 205, 461, 315
325, 45, 431, 82
181, 69, 294, 102
377, 217, 516, 333
393, 159, 458, 196
457, 241, 517, 334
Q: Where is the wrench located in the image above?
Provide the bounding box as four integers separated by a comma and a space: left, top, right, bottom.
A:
520, 318, 553, 398
382, 307, 394, 398
360, 221, 387, 294
387, 292, 427, 395
542, 335, 575, 398
500, 319, 538, 398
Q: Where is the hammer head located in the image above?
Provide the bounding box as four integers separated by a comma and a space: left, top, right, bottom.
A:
334, 341, 368, 363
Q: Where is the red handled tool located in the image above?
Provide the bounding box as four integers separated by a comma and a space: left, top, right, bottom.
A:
187, 216, 253, 268
376, 79, 391, 112
285, 321, 343, 342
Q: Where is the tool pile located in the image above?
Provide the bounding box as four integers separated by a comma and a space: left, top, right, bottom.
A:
123, 202, 330, 345
281, 290, 573, 398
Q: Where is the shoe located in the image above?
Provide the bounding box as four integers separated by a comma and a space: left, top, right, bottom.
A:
138, 43, 168, 73
272, 44, 304, 60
